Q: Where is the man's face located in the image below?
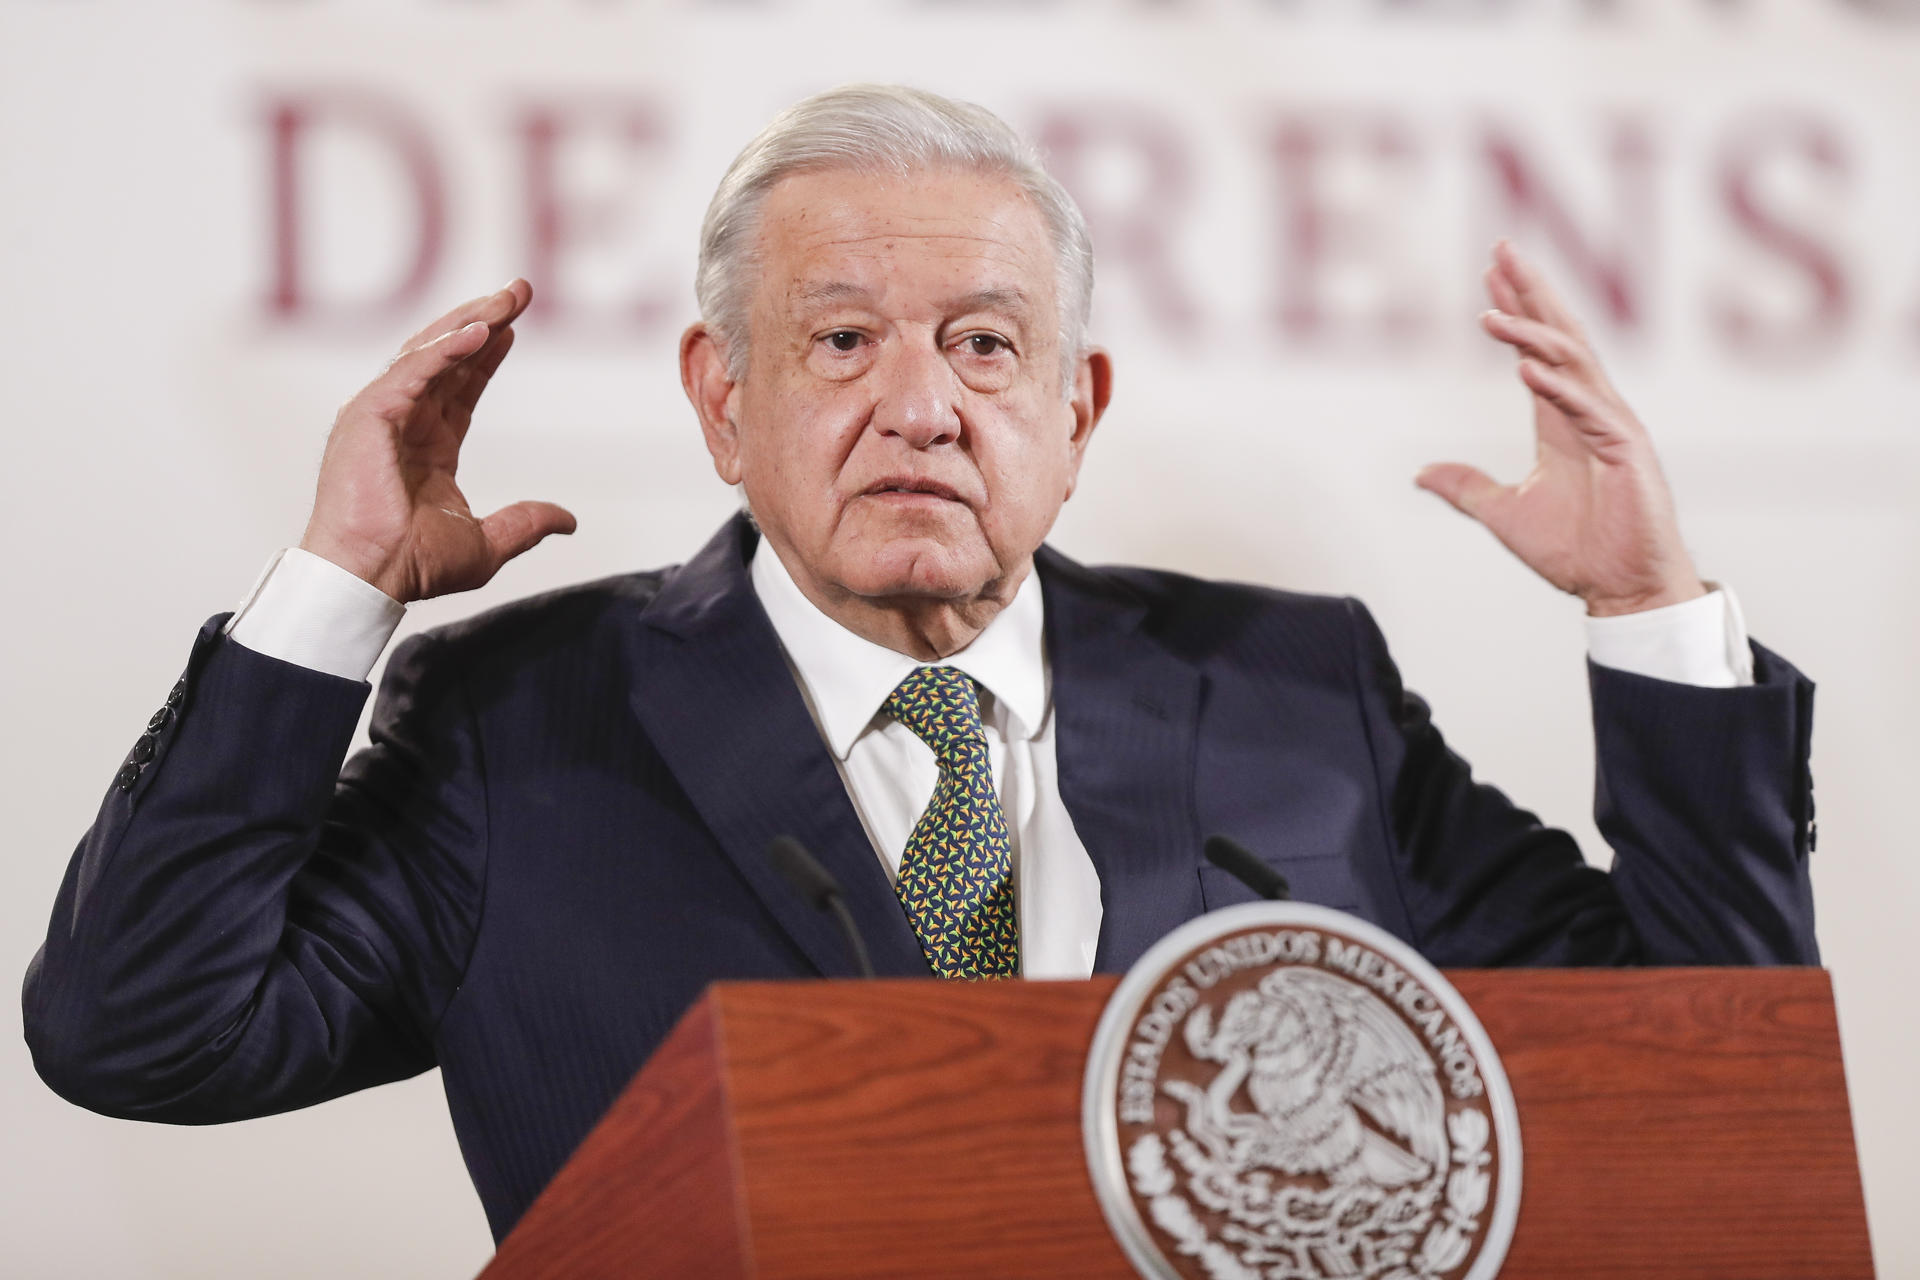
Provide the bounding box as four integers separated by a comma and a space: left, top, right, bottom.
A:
686, 166, 1108, 612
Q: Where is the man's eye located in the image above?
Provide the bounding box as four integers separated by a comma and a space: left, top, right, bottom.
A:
962, 334, 1008, 356
824, 331, 862, 352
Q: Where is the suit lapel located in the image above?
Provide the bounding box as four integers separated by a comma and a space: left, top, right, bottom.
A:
1037, 548, 1206, 973
622, 517, 929, 978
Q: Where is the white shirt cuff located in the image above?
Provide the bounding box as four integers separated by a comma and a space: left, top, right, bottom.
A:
1584, 583, 1753, 689
224, 548, 406, 683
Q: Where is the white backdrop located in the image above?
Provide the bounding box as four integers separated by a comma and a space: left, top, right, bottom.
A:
3, 2, 1914, 1275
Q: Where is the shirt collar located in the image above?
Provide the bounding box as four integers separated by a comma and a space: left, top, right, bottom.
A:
750, 538, 1049, 760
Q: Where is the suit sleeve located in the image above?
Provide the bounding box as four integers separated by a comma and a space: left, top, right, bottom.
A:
21, 617, 487, 1122
1346, 598, 1818, 967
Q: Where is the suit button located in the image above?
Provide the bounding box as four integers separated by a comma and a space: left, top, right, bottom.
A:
168, 678, 187, 709
147, 706, 172, 733
130, 735, 157, 765
115, 763, 140, 791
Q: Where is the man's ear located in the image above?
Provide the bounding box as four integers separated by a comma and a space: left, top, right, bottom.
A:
1062, 347, 1114, 500
680, 323, 743, 485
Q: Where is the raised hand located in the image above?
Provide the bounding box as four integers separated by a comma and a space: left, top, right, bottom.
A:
1416, 242, 1705, 617
298, 280, 576, 603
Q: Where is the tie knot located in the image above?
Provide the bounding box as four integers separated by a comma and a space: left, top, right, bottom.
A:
884, 665, 989, 760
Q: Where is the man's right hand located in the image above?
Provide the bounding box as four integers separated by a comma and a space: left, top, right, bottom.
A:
298, 279, 577, 604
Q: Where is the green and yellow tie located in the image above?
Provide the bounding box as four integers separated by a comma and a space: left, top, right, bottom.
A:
883, 666, 1020, 979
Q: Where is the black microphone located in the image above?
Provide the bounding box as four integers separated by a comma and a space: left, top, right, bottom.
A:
1203, 834, 1292, 902
767, 835, 876, 978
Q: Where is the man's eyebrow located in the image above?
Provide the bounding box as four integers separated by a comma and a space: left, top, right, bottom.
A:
947, 287, 1036, 323
790, 281, 874, 311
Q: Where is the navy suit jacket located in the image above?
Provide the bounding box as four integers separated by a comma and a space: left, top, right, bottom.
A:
24, 515, 1819, 1241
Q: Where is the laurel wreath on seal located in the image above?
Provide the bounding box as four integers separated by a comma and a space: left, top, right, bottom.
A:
1127, 1109, 1492, 1280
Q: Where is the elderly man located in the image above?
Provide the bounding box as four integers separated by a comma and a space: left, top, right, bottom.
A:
25, 85, 1816, 1241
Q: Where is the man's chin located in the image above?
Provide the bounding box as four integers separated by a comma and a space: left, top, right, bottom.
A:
835, 539, 1004, 604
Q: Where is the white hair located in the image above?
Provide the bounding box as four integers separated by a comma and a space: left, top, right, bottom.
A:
695, 84, 1095, 390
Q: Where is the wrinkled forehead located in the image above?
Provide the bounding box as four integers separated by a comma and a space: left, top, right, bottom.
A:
752, 166, 1059, 328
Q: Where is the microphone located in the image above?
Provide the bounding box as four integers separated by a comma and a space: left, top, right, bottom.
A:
1203, 834, 1292, 902
767, 835, 876, 978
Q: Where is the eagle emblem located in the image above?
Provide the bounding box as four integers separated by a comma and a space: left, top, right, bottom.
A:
1084, 904, 1519, 1280
1168, 969, 1447, 1190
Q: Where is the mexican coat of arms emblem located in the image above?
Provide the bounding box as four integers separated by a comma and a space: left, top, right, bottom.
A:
1084, 903, 1522, 1280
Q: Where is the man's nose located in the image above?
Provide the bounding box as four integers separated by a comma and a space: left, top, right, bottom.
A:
872, 340, 961, 448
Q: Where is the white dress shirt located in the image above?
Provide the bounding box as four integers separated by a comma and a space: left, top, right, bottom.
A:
225, 543, 1752, 979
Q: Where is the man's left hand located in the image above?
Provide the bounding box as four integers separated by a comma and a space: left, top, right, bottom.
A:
1416, 240, 1706, 618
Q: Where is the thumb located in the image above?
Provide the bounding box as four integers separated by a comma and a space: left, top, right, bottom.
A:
480, 500, 578, 569
1415, 463, 1509, 524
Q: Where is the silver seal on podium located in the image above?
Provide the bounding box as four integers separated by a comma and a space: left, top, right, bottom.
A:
1083, 903, 1522, 1280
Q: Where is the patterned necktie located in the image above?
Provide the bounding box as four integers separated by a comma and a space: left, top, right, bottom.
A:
883, 666, 1020, 979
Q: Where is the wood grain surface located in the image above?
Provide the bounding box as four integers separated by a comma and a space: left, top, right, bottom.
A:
1454, 968, 1874, 1280
480, 969, 1873, 1279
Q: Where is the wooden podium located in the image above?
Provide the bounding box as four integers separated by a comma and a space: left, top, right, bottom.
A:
478, 970, 1873, 1279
